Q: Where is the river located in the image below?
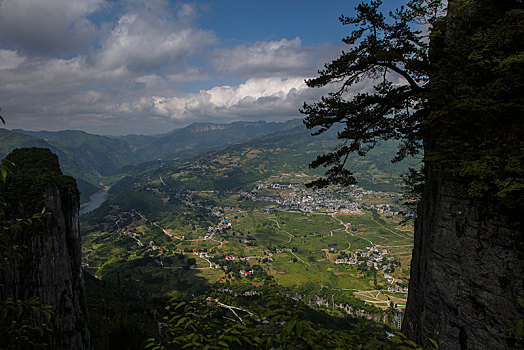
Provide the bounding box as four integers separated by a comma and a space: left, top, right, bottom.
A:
80, 189, 109, 214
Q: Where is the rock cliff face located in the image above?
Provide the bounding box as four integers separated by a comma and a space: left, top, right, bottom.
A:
0, 148, 90, 349
403, 164, 523, 349
402, 2, 523, 349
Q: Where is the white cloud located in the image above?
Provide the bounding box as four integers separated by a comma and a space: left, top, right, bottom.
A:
211, 37, 314, 78
206, 78, 305, 108
0, 50, 26, 70
135, 77, 324, 122
0, 1, 346, 134
0, 0, 104, 56
96, 10, 215, 73
0, 2, 216, 108
168, 67, 208, 83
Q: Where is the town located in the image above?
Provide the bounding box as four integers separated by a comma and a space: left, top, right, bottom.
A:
82, 173, 412, 316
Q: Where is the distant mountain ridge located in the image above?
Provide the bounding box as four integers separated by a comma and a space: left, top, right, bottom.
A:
105, 121, 416, 207
1, 120, 304, 201
2, 119, 418, 203
118, 119, 295, 160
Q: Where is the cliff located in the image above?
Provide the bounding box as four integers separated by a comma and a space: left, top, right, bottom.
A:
403, 1, 524, 349
403, 164, 523, 349
0, 148, 91, 349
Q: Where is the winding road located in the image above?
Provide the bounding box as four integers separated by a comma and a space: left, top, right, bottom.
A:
271, 218, 294, 243
329, 213, 374, 246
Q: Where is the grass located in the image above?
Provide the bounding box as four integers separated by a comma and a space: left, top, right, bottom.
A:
273, 211, 341, 236
331, 270, 373, 290
82, 189, 414, 310
269, 254, 333, 288
337, 211, 412, 246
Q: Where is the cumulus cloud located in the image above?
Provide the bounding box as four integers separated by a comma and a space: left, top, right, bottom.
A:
0, 2, 216, 131
95, 5, 215, 73
211, 37, 312, 77
210, 38, 342, 80
168, 67, 208, 83
0, 0, 104, 56
128, 77, 329, 123
0, 50, 26, 70
0, 1, 346, 134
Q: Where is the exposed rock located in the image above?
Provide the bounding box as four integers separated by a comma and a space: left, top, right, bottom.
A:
0, 148, 91, 349
403, 164, 523, 349
402, 2, 523, 349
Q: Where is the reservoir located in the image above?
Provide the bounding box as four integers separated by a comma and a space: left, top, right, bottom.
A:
80, 189, 108, 214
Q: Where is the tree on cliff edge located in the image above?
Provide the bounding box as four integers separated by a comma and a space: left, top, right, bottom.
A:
302, 0, 523, 349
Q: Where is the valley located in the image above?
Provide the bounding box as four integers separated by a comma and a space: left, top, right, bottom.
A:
81, 171, 414, 323
2, 118, 417, 329
2, 1, 519, 348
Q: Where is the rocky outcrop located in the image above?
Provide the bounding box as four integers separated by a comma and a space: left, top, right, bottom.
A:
403, 164, 523, 349
402, 1, 523, 349
0, 148, 90, 349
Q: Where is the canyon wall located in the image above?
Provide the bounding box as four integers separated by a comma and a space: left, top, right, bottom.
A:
0, 148, 91, 349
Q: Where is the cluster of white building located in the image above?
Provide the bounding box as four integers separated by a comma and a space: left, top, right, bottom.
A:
335, 246, 390, 266
250, 181, 412, 217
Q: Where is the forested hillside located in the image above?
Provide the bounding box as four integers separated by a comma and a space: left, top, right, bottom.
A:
3, 119, 417, 204
1, 0, 521, 349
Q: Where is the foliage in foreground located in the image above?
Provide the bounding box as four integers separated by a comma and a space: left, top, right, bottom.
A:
147, 288, 437, 350
0, 297, 52, 350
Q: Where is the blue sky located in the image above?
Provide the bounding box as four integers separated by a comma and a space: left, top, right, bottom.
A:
0, 0, 408, 135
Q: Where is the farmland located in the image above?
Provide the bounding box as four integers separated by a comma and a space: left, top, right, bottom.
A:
82, 174, 413, 316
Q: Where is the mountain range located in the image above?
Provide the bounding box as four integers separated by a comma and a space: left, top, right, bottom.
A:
1, 119, 418, 203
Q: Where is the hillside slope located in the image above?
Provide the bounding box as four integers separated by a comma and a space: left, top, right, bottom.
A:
3, 119, 418, 205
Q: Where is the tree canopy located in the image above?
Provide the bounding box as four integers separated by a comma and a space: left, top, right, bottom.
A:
301, 0, 443, 188
301, 0, 523, 208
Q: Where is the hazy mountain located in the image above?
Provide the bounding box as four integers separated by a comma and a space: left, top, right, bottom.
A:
13, 129, 137, 176
106, 120, 417, 202
0, 128, 56, 154
5, 120, 300, 180
118, 120, 297, 160
2, 119, 418, 204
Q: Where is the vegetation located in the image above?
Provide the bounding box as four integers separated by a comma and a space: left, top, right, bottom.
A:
2, 118, 418, 207
301, 0, 523, 207
84, 273, 156, 350
82, 182, 411, 296
0, 149, 53, 349
300, 0, 439, 188
7, 0, 522, 347
0, 296, 52, 350
149, 294, 378, 350
0, 148, 79, 216
426, 0, 524, 206
78, 167, 414, 350
301, 0, 523, 347
147, 287, 437, 350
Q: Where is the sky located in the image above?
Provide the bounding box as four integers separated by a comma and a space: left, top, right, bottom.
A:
0, 0, 406, 135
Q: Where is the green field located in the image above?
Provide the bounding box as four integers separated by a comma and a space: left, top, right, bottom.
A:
82, 178, 413, 310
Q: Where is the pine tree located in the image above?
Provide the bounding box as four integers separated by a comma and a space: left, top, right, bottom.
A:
301, 0, 523, 347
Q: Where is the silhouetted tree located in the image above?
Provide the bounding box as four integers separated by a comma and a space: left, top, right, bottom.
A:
302, 0, 523, 347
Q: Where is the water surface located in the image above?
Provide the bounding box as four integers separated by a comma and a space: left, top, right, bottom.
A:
80, 189, 108, 214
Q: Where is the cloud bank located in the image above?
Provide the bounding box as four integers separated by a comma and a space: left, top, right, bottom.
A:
0, 0, 342, 134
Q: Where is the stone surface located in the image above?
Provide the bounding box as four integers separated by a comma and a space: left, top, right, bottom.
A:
402, 2, 523, 348
0, 148, 91, 349
403, 164, 523, 349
